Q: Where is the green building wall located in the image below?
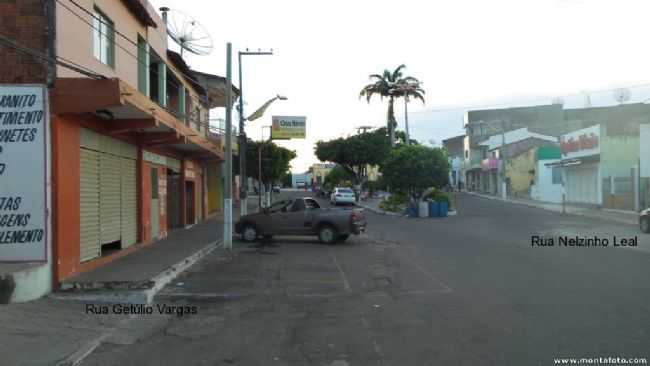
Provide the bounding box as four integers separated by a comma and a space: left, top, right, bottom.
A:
600, 134, 639, 179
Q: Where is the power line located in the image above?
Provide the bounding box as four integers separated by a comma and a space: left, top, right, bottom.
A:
411, 84, 650, 115
58, 0, 211, 93
54, 0, 223, 129
0, 32, 106, 80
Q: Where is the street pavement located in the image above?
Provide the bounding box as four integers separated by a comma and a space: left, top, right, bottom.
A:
30, 192, 650, 365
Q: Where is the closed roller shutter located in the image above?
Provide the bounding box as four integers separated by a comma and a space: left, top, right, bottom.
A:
100, 153, 122, 244
80, 148, 101, 262
567, 165, 598, 204
121, 158, 137, 247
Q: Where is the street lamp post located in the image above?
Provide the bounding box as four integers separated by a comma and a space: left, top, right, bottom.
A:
238, 49, 273, 217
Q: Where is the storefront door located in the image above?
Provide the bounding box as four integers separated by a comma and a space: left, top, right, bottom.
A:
167, 170, 182, 229
186, 181, 195, 225
151, 167, 160, 239
567, 164, 599, 204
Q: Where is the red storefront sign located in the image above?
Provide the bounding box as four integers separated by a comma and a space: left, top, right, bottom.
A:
560, 133, 598, 155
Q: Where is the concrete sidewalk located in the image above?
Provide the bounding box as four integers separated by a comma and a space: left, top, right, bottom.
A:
466, 191, 639, 226
0, 205, 254, 366
55, 213, 229, 304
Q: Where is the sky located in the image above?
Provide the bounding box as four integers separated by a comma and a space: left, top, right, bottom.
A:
150, 0, 650, 173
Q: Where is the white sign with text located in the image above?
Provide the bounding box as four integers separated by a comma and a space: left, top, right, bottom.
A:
560, 124, 600, 160
0, 85, 48, 262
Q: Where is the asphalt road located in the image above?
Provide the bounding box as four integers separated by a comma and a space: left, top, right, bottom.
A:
81, 191, 650, 366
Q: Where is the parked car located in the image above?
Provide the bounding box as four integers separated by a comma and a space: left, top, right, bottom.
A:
272, 186, 281, 193
330, 187, 356, 206
235, 197, 366, 244
640, 208, 650, 233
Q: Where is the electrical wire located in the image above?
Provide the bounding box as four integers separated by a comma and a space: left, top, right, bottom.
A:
57, 0, 211, 94
0, 32, 106, 80
54, 0, 225, 131
411, 83, 650, 115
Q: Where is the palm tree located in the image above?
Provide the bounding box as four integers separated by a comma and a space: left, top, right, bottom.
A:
359, 65, 424, 146
390, 78, 425, 145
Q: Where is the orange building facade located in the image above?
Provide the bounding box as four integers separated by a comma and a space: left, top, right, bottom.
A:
0, 0, 236, 285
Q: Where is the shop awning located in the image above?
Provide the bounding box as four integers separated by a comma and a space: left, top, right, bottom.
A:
545, 154, 600, 167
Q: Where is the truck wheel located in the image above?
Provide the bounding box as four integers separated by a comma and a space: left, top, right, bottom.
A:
318, 225, 338, 244
241, 224, 258, 242
641, 217, 650, 233
337, 234, 350, 243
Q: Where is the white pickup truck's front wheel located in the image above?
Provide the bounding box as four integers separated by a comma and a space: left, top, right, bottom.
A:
318, 225, 338, 244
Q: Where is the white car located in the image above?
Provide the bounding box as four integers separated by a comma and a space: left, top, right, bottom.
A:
330, 187, 356, 205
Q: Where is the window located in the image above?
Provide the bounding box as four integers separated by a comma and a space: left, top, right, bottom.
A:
268, 200, 291, 213
93, 8, 115, 67
305, 199, 321, 210
290, 199, 306, 212
551, 167, 562, 185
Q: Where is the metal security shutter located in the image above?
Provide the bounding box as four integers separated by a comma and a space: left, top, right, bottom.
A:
567, 165, 598, 204
100, 153, 122, 244
80, 148, 101, 262
120, 158, 137, 247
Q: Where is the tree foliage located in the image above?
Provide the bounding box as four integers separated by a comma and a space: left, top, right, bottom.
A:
323, 165, 353, 188
380, 145, 449, 200
242, 139, 296, 186
314, 128, 391, 183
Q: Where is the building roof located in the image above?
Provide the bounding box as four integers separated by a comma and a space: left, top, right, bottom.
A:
479, 127, 557, 151
192, 70, 241, 109
121, 0, 157, 28
165, 50, 240, 109
442, 134, 465, 144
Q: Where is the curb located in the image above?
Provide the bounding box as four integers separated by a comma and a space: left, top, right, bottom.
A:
355, 202, 404, 217
466, 191, 637, 226
51, 240, 223, 304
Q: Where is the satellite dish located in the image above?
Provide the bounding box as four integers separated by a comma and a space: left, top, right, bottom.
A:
160, 8, 213, 57
613, 88, 631, 104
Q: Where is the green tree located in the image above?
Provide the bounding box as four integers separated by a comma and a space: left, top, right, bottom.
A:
243, 139, 296, 188
359, 65, 424, 146
314, 128, 390, 184
380, 145, 449, 201
323, 165, 353, 189
280, 171, 292, 188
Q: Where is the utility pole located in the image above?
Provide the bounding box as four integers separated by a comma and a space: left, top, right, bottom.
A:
500, 119, 507, 199
238, 49, 273, 218
238, 52, 246, 217
224, 43, 233, 250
